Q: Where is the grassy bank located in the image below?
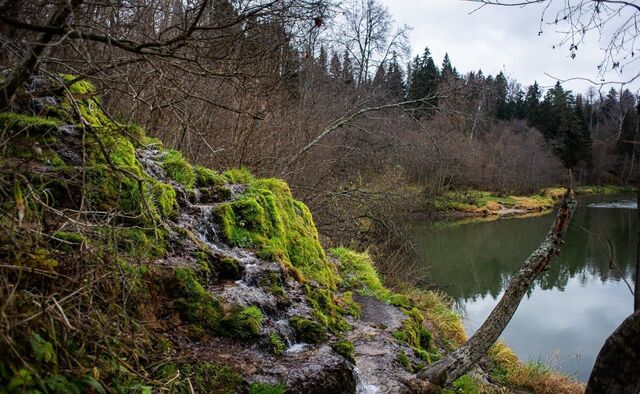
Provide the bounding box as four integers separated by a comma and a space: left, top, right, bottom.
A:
431, 185, 636, 218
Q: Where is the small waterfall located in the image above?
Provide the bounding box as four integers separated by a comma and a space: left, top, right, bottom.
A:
352, 366, 379, 394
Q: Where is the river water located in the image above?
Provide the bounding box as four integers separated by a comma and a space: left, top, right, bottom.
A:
409, 194, 637, 382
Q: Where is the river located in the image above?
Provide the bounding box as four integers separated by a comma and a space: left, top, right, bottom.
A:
409, 194, 637, 382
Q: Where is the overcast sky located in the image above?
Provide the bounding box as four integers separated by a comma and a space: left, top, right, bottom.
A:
380, 0, 639, 95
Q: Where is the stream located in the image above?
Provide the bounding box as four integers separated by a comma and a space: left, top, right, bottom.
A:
409, 194, 637, 382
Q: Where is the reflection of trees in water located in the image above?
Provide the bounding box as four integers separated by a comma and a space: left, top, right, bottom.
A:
413, 202, 637, 301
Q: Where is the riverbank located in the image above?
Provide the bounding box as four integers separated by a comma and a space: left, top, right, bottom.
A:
431, 185, 636, 220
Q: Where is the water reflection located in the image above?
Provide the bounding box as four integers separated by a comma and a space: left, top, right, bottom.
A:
410, 194, 637, 382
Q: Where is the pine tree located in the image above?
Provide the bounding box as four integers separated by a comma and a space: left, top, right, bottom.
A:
385, 52, 405, 101
317, 45, 328, 74
441, 53, 457, 79
524, 81, 542, 125
372, 64, 386, 87
329, 51, 341, 80
494, 72, 510, 120
407, 47, 440, 116
342, 50, 354, 85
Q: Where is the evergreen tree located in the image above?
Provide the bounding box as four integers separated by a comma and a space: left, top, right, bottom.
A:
329, 51, 341, 80
407, 47, 440, 116
512, 89, 526, 119
384, 52, 405, 101
494, 72, 510, 120
524, 81, 542, 125
441, 53, 457, 79
317, 45, 328, 74
372, 64, 386, 87
342, 50, 354, 85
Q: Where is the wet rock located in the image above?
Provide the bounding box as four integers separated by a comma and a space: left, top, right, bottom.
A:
191, 185, 232, 204
221, 282, 278, 312
348, 295, 416, 394
248, 345, 356, 394
353, 294, 406, 330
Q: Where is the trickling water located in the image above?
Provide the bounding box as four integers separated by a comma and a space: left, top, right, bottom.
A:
352, 366, 379, 394
285, 343, 312, 354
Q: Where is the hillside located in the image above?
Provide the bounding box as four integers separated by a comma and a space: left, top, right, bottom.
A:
0, 76, 583, 393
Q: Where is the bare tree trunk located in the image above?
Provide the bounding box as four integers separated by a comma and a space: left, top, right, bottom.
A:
585, 310, 640, 393
418, 191, 577, 386
0, 0, 83, 110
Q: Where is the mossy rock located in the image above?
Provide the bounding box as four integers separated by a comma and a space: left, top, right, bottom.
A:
331, 340, 355, 363
0, 112, 61, 134
195, 165, 226, 187
174, 267, 222, 334
161, 150, 196, 189
266, 332, 285, 356
219, 305, 264, 339
214, 177, 338, 289
197, 185, 232, 204
289, 316, 327, 344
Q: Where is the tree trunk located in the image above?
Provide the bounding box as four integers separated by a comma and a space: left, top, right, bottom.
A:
585, 310, 640, 393
418, 191, 577, 386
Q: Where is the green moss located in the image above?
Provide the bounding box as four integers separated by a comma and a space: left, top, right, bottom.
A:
393, 308, 432, 351
61, 74, 96, 95
140, 136, 163, 148
0, 112, 61, 133
289, 316, 327, 344
161, 150, 196, 189
223, 167, 254, 184
442, 375, 481, 394
219, 305, 264, 339
174, 267, 222, 334
305, 286, 350, 334
104, 226, 168, 259
266, 333, 285, 356
151, 182, 177, 217
338, 291, 361, 318
249, 382, 286, 394
331, 340, 355, 363
195, 165, 226, 187
50, 231, 87, 251
576, 185, 636, 195
330, 247, 408, 306
214, 178, 338, 289
396, 351, 413, 373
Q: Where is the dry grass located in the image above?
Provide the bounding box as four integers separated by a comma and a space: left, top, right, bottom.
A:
489, 341, 584, 394
403, 289, 467, 348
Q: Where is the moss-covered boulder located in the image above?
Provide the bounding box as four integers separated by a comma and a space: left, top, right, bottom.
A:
214, 178, 339, 289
